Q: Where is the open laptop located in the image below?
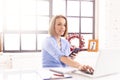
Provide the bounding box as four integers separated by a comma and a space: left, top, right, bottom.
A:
73, 49, 120, 78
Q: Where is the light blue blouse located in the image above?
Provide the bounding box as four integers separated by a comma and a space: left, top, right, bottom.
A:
42, 36, 71, 67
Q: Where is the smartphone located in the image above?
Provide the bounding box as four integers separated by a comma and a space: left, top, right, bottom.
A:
69, 48, 80, 56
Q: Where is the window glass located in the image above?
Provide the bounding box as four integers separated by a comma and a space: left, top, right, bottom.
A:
4, 34, 20, 50
67, 17, 79, 33
21, 0, 36, 15
67, 1, 80, 16
53, 0, 65, 15
21, 34, 36, 50
21, 16, 36, 31
0, 17, 2, 32
6, 16, 20, 31
37, 16, 49, 30
0, 0, 3, 32
81, 1, 93, 17
2, 0, 95, 52
5, 0, 20, 31
81, 18, 93, 33
37, 0, 49, 15
82, 34, 93, 49
0, 16, 3, 32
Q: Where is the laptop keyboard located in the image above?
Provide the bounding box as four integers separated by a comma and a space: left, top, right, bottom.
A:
80, 70, 94, 75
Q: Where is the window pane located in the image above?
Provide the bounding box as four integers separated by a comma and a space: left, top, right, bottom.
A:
53, 0, 65, 15
20, 0, 36, 31
21, 0, 36, 15
6, 16, 20, 31
37, 0, 49, 15
21, 16, 36, 31
0, 0, 3, 32
82, 34, 92, 49
37, 17, 49, 30
81, 18, 93, 33
4, 34, 20, 50
81, 1, 93, 17
5, 0, 20, 31
21, 34, 36, 50
67, 17, 79, 33
0, 16, 3, 32
67, 1, 80, 16
37, 34, 49, 50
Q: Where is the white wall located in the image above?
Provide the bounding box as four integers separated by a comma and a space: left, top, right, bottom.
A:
98, 0, 106, 49
98, 0, 120, 71
99, 0, 120, 49
105, 0, 120, 49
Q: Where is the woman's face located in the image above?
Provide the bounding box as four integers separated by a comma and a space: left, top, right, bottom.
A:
54, 17, 66, 37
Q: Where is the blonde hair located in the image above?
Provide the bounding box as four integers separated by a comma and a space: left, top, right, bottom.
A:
49, 15, 68, 37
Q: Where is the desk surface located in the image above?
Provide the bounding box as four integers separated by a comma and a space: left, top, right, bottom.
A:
0, 68, 120, 80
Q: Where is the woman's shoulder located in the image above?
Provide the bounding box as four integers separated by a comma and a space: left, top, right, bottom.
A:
61, 37, 69, 43
45, 36, 54, 40
44, 36, 55, 42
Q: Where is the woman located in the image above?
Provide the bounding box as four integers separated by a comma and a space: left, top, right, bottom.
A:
42, 15, 94, 74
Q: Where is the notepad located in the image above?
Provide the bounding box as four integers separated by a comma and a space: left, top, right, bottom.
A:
43, 74, 72, 80
49, 67, 76, 74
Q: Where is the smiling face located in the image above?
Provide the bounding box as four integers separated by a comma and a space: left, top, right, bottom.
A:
54, 17, 66, 37
49, 15, 68, 37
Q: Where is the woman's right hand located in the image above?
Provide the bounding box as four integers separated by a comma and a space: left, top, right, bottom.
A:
78, 65, 94, 75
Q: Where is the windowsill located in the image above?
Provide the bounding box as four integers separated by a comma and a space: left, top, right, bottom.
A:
0, 52, 42, 70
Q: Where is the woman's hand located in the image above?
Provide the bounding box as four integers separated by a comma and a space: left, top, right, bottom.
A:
69, 48, 80, 59
79, 65, 94, 75
69, 53, 77, 59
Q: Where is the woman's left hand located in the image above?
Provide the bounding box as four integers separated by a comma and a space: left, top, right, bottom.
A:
69, 48, 80, 59
69, 52, 77, 59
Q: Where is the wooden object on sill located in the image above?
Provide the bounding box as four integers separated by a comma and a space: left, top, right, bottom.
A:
80, 49, 87, 51
88, 39, 99, 52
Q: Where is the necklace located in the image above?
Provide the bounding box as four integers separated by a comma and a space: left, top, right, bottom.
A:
57, 39, 61, 49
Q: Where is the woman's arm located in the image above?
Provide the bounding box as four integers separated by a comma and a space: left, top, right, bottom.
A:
60, 56, 82, 69
60, 56, 94, 74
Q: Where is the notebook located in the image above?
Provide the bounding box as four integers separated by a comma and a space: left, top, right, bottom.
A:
73, 49, 120, 78
49, 67, 76, 74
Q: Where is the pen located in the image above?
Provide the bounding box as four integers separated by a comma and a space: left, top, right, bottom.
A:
43, 77, 72, 80
53, 73, 64, 76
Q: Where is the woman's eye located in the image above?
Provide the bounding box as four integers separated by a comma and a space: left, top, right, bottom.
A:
57, 23, 66, 26
58, 23, 61, 26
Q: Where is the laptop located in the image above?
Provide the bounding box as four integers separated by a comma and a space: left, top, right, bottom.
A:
73, 49, 120, 78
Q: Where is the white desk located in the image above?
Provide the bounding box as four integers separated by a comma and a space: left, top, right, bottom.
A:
0, 51, 120, 80
0, 68, 120, 80
69, 72, 120, 80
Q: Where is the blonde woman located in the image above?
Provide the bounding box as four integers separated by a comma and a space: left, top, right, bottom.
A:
42, 15, 94, 74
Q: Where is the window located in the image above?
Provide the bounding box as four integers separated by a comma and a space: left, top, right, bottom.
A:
1, 0, 95, 52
